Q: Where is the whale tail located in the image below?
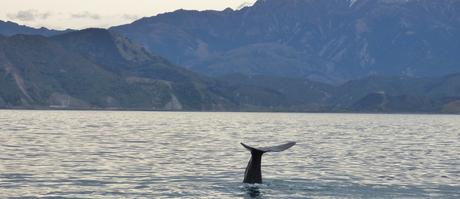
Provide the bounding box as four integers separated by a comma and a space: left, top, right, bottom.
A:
241, 141, 296, 184
241, 141, 296, 153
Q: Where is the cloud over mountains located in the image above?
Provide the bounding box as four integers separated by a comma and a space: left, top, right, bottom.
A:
7, 10, 52, 22
70, 11, 101, 20
3, 10, 140, 30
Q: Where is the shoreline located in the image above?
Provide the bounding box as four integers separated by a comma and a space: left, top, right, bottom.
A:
0, 107, 458, 116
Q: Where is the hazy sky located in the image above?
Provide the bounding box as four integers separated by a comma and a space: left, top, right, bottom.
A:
0, 0, 256, 30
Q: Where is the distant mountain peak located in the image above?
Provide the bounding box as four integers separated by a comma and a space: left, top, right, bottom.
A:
236, 1, 256, 10
0, 20, 67, 36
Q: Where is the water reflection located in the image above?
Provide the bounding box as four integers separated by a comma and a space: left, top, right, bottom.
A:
243, 184, 262, 198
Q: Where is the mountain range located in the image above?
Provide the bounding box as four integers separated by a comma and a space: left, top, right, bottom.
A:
0, 20, 66, 36
217, 73, 460, 113
112, 0, 460, 83
1, 0, 460, 113
0, 29, 236, 110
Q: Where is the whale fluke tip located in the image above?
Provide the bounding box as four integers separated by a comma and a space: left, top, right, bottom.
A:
241, 141, 296, 153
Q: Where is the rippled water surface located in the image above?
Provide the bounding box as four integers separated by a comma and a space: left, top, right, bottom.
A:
0, 110, 459, 198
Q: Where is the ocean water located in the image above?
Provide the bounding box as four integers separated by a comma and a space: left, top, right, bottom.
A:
0, 110, 459, 198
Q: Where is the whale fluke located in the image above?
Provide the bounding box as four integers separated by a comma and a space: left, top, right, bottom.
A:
241, 142, 296, 153
241, 141, 296, 184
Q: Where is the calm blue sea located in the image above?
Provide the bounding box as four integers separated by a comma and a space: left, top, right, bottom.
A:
0, 110, 459, 198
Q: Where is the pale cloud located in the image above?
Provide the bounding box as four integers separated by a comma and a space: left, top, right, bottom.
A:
121, 14, 140, 21
71, 11, 101, 20
7, 10, 52, 22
